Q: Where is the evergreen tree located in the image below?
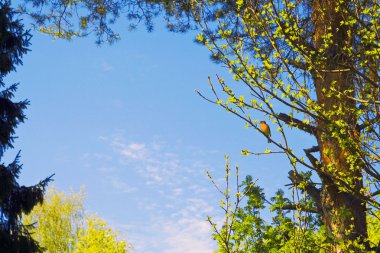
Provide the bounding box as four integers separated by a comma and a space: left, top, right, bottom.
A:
0, 1, 52, 252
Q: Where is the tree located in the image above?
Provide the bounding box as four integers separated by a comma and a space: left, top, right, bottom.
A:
18, 0, 194, 44
19, 0, 380, 251
208, 158, 380, 252
191, 1, 380, 251
0, 1, 52, 252
22, 188, 129, 253
75, 216, 129, 253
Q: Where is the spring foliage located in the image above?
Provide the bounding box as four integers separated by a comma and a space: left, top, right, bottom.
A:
208, 157, 380, 253
22, 188, 129, 253
19, 0, 380, 251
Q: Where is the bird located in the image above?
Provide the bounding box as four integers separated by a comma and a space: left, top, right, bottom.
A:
260, 121, 271, 143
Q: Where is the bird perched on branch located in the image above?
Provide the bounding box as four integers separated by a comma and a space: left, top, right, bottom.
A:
260, 121, 271, 143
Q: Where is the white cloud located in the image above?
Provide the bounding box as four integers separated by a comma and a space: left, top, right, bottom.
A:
144, 165, 164, 183
111, 140, 148, 160
121, 143, 147, 160
103, 137, 183, 186
161, 218, 214, 253
157, 199, 216, 253
174, 198, 214, 220
93, 135, 222, 252
107, 176, 137, 193
124, 201, 216, 253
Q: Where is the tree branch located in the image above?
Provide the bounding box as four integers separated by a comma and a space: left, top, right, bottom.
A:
286, 59, 310, 71
288, 170, 322, 213
304, 146, 321, 168
370, 189, 380, 198
358, 113, 380, 132
277, 113, 318, 136
276, 203, 320, 214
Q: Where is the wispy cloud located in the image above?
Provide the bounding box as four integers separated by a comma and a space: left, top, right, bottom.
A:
107, 176, 137, 193
109, 138, 148, 160
161, 218, 214, 253
163, 198, 217, 253
120, 143, 147, 160
124, 198, 216, 253
103, 136, 185, 186
90, 135, 222, 252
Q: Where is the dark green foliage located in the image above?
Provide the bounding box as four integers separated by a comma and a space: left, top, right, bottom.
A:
0, 2, 30, 76
20, 0, 196, 43
0, 1, 52, 252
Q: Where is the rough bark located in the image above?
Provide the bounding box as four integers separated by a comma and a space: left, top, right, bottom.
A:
312, 0, 367, 251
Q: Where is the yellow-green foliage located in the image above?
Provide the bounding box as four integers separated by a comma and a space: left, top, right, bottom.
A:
368, 211, 380, 248
76, 216, 128, 253
23, 188, 84, 253
23, 188, 129, 253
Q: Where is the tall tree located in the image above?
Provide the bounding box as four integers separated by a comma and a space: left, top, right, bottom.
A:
190, 1, 380, 251
20, 0, 380, 251
0, 1, 52, 252
22, 188, 130, 253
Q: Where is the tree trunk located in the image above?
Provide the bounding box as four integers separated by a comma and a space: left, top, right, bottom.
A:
312, 0, 367, 251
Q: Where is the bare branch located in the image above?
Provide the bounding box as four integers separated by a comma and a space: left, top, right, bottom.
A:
288, 170, 322, 213
320, 68, 351, 73
277, 113, 318, 136
247, 150, 286, 155
286, 59, 310, 71
304, 146, 321, 169
276, 203, 320, 214
371, 189, 380, 198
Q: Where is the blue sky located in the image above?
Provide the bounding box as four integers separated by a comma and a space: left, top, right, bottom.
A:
4, 16, 313, 252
